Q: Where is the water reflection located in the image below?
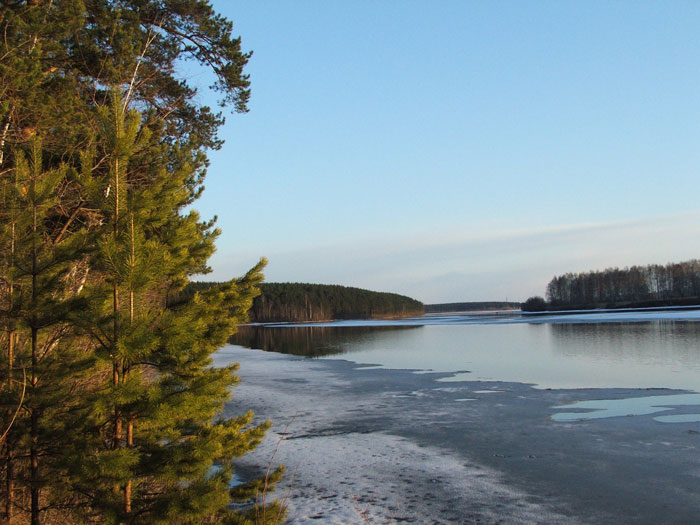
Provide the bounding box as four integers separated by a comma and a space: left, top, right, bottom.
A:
230, 325, 422, 358
230, 318, 700, 390
548, 321, 700, 365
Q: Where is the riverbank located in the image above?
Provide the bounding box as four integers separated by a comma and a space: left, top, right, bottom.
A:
217, 346, 700, 524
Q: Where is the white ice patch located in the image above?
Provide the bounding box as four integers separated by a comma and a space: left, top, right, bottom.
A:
242, 430, 584, 524
653, 414, 700, 423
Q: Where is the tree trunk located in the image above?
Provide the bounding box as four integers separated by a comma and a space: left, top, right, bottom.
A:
112, 155, 122, 506
5, 443, 13, 524
5, 220, 15, 524
30, 173, 40, 525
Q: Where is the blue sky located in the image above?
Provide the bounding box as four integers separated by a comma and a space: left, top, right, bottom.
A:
192, 1, 700, 303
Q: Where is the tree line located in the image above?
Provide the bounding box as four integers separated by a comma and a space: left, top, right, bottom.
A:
0, 2, 280, 524
251, 283, 424, 322
425, 302, 521, 313
525, 259, 700, 311
186, 282, 425, 322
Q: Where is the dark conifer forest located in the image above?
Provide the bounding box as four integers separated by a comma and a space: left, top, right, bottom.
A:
186, 282, 425, 322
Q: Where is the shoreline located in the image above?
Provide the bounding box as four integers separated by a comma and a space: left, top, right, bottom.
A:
238, 307, 700, 330
218, 346, 700, 524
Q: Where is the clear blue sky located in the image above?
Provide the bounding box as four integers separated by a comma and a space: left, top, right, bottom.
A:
193, 1, 700, 303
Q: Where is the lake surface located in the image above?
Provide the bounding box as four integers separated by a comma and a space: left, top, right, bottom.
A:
225, 311, 700, 522
231, 310, 700, 391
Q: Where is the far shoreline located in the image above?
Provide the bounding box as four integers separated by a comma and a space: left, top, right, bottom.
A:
237, 304, 700, 327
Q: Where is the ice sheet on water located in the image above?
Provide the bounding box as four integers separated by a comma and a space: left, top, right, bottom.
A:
654, 414, 700, 423
227, 346, 584, 524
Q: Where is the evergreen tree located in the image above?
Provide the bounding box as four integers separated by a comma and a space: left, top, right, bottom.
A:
0, 2, 282, 523
0, 138, 95, 523
58, 92, 283, 524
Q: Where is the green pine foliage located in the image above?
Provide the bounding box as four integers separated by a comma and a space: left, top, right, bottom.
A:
1, 2, 282, 523
0, 137, 96, 524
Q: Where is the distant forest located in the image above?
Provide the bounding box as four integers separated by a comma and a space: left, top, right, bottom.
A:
425, 302, 521, 313
533, 259, 700, 310
185, 282, 424, 322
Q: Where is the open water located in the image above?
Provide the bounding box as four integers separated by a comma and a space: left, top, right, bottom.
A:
224, 310, 700, 522
231, 309, 700, 421
232, 309, 700, 391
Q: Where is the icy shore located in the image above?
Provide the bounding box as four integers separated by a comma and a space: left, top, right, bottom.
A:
216, 346, 700, 524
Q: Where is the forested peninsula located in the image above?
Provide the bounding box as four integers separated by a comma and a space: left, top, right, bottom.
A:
523, 258, 700, 311
186, 282, 424, 322
425, 302, 521, 313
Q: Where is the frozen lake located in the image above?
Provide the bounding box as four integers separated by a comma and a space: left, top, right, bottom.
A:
223, 309, 700, 522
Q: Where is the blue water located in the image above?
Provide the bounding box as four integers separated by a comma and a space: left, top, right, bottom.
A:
234, 310, 700, 423
552, 393, 700, 421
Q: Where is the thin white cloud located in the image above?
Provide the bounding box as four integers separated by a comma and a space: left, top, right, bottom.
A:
208, 211, 700, 303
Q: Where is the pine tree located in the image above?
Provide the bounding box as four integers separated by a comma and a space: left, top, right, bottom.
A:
0, 137, 95, 523
0, 139, 23, 523
61, 93, 282, 523
1, 2, 283, 523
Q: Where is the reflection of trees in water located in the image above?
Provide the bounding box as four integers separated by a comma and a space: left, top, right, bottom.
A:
229, 325, 421, 357
548, 321, 700, 364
